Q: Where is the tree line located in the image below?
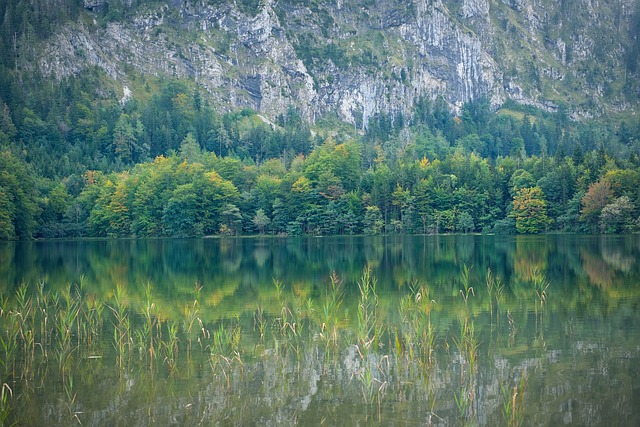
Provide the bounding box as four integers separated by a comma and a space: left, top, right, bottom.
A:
1, 72, 640, 239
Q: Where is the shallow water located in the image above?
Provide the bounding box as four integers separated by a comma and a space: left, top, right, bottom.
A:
1, 235, 639, 426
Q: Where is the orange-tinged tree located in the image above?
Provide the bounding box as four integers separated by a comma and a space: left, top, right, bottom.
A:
580, 179, 613, 231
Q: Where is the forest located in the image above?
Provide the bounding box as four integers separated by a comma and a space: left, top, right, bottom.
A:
1, 66, 640, 240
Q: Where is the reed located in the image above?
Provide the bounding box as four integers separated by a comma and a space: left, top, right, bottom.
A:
253, 306, 266, 342
272, 278, 304, 366
398, 281, 437, 369
507, 310, 517, 347
208, 321, 244, 390
356, 266, 380, 353
459, 264, 475, 305
0, 383, 12, 426
62, 374, 82, 424
54, 286, 81, 379
356, 353, 389, 419
452, 266, 480, 426
532, 268, 550, 312
163, 320, 179, 373
107, 284, 131, 369
82, 293, 104, 351
454, 386, 474, 426
35, 281, 52, 357
142, 282, 159, 371
485, 268, 505, 305
0, 318, 18, 380
183, 282, 202, 362
320, 272, 344, 346
14, 283, 34, 358
0, 292, 19, 380
501, 370, 527, 427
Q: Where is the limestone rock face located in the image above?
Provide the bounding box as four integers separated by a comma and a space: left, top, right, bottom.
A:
38, 0, 640, 124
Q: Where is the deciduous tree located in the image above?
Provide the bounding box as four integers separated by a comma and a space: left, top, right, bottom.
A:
512, 186, 550, 234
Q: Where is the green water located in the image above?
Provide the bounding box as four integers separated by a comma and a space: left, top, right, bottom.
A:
1, 235, 639, 426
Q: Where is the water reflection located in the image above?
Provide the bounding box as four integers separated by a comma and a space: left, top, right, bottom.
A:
0, 235, 639, 425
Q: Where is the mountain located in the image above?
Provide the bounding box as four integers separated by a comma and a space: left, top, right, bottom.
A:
13, 0, 640, 126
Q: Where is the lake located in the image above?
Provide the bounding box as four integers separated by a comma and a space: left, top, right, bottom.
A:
1, 235, 639, 426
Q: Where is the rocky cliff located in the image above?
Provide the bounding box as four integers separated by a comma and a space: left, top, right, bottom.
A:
37, 0, 640, 125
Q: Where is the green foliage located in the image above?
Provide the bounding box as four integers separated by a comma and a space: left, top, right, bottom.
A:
0, 57, 639, 239
456, 211, 475, 233
252, 208, 270, 234
363, 206, 383, 235
512, 187, 550, 234
0, 151, 39, 239
600, 196, 635, 234
580, 178, 614, 232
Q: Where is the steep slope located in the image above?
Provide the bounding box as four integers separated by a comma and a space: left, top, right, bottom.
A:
16, 0, 640, 125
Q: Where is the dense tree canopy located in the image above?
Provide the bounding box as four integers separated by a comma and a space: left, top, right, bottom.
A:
1, 71, 640, 239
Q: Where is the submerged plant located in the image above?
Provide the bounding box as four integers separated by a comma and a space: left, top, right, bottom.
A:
319, 271, 344, 347
453, 265, 480, 426
399, 281, 436, 368
163, 320, 180, 373
0, 383, 12, 426
62, 375, 82, 424
107, 284, 131, 369
357, 266, 380, 352
141, 282, 159, 370
459, 264, 475, 305
532, 268, 550, 309
502, 370, 527, 427
184, 282, 202, 362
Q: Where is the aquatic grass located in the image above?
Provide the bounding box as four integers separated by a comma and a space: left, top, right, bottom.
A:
0, 383, 15, 427
82, 293, 104, 351
183, 282, 202, 362
61, 374, 82, 424
485, 268, 504, 305
501, 370, 527, 427
14, 283, 34, 353
253, 305, 266, 342
530, 270, 550, 353
163, 320, 180, 373
319, 272, 344, 347
0, 318, 18, 379
141, 282, 159, 370
0, 266, 560, 425
454, 383, 477, 427
107, 284, 131, 369
357, 266, 381, 353
35, 282, 53, 357
507, 310, 517, 347
53, 285, 82, 379
452, 265, 480, 426
532, 268, 550, 313
398, 281, 437, 369
459, 264, 475, 305
271, 278, 306, 366
208, 321, 244, 390
355, 352, 390, 420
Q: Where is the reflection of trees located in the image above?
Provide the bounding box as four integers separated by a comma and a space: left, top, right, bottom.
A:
10, 277, 640, 427
600, 237, 634, 273
581, 249, 616, 289
5, 235, 640, 317
3, 234, 640, 427
514, 236, 549, 282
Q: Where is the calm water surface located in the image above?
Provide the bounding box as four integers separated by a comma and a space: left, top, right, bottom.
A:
1, 235, 639, 426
